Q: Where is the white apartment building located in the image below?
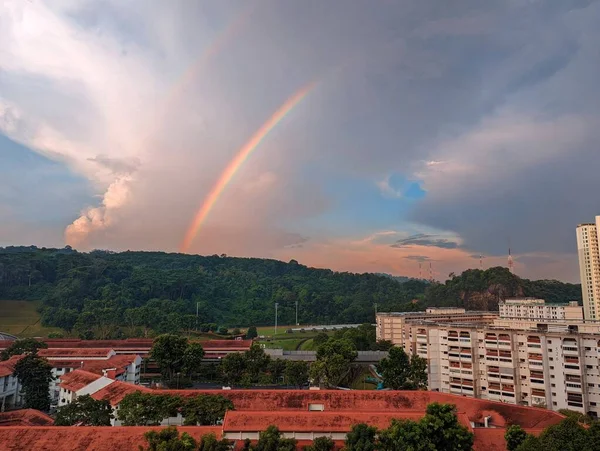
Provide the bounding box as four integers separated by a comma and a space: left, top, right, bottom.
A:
377, 304, 600, 417
577, 219, 600, 320
0, 356, 22, 412
499, 298, 583, 321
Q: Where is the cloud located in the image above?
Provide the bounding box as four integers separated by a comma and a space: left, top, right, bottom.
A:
391, 233, 460, 249
1, 0, 599, 282
87, 155, 140, 175
404, 255, 432, 262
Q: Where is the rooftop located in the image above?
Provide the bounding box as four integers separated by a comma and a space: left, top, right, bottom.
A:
59, 369, 104, 392
81, 354, 139, 375
0, 409, 54, 427
39, 348, 114, 358
223, 410, 467, 432
0, 426, 221, 451
0, 355, 23, 378
91, 380, 152, 405
87, 384, 563, 429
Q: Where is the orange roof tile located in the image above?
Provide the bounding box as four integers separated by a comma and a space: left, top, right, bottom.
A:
0, 410, 54, 427
80, 354, 138, 376
39, 348, 114, 358
91, 381, 152, 406
59, 369, 103, 392
223, 410, 472, 433
202, 340, 253, 350
152, 390, 564, 429
0, 426, 222, 451
0, 355, 23, 377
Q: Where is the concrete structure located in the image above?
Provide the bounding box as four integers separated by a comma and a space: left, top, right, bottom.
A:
499, 298, 583, 321
577, 218, 600, 320
377, 307, 600, 416
376, 310, 499, 346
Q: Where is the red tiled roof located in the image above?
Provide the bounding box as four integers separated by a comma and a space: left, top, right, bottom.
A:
202, 340, 253, 350
59, 369, 103, 392
91, 380, 152, 406
152, 390, 564, 429
223, 410, 472, 433
81, 354, 138, 376
0, 409, 54, 427
39, 348, 114, 358
0, 355, 22, 377
0, 426, 222, 451
42, 339, 154, 349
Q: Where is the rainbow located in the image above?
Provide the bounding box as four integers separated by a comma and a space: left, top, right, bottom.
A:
179, 83, 314, 252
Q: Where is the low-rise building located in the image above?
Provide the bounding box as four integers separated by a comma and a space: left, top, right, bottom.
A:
0, 356, 22, 411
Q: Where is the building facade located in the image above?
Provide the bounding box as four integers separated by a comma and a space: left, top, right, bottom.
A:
577, 218, 600, 320
499, 298, 583, 321
377, 304, 600, 416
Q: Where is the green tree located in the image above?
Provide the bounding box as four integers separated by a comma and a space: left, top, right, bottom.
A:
118, 392, 182, 426
254, 425, 297, 451
515, 435, 543, 451
1, 338, 47, 360
142, 426, 197, 451
377, 346, 427, 390
55, 394, 113, 426
244, 344, 271, 383
344, 423, 377, 451
14, 354, 53, 411
221, 352, 246, 385
198, 433, 231, 451
505, 425, 528, 451
150, 334, 188, 380
420, 403, 474, 451
246, 326, 258, 339
313, 332, 329, 347
535, 416, 588, 451
587, 421, 600, 451
285, 360, 309, 388
303, 436, 335, 451
181, 395, 234, 426
182, 342, 205, 377
311, 339, 358, 387
378, 418, 428, 451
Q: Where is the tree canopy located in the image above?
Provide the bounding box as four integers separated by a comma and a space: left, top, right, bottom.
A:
0, 248, 581, 337
55, 394, 113, 426
377, 346, 428, 390
13, 353, 53, 411
0, 338, 47, 361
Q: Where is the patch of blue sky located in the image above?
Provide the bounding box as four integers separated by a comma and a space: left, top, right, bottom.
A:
0, 135, 93, 225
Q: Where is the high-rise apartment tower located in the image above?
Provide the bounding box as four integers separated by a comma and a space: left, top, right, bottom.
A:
576, 217, 600, 320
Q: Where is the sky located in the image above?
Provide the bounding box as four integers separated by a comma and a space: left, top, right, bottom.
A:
1, 0, 599, 283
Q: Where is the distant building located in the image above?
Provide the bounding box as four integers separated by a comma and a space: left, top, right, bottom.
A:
499, 298, 583, 321
577, 218, 600, 320
377, 305, 600, 416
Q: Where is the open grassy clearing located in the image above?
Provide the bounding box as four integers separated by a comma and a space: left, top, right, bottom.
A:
0, 300, 63, 338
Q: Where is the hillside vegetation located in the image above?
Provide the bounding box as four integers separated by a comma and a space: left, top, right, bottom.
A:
0, 246, 581, 338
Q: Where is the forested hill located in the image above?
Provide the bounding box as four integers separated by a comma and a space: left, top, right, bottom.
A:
423, 267, 582, 311
0, 247, 581, 337
0, 246, 427, 334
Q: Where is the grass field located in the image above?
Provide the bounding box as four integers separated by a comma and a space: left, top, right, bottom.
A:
0, 300, 62, 338
255, 326, 334, 351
